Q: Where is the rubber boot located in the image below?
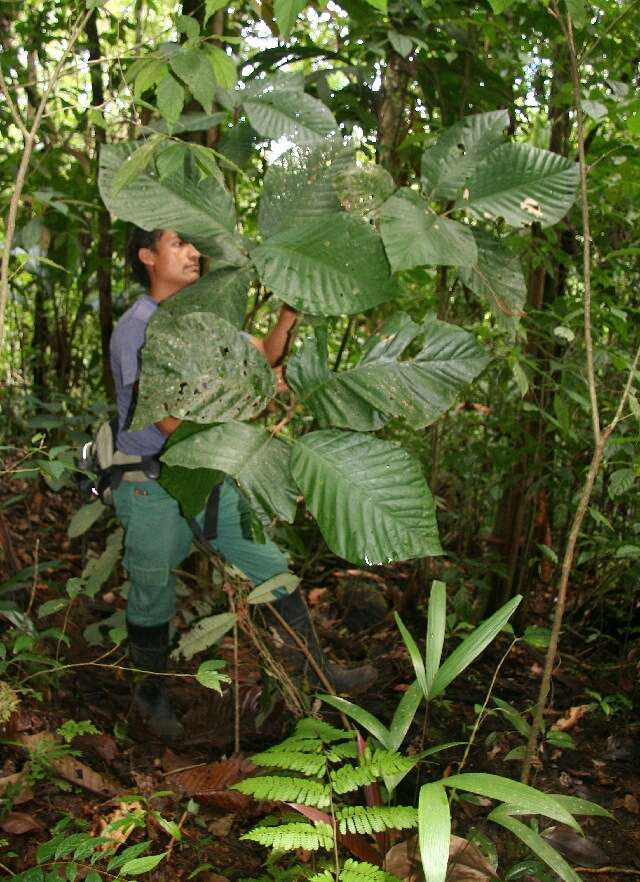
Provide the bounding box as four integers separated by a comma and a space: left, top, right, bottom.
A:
268, 590, 377, 695
127, 620, 184, 743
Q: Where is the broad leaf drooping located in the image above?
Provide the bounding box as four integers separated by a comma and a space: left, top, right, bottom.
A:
290, 430, 442, 564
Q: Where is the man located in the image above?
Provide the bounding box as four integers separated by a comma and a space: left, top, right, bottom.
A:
110, 227, 375, 741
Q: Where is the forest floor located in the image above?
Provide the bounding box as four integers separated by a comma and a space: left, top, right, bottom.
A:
0, 472, 639, 882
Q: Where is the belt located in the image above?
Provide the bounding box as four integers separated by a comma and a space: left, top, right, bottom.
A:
112, 450, 160, 483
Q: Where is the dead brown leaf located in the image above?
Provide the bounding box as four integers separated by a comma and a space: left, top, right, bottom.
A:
96, 801, 144, 849
207, 814, 236, 837
18, 732, 118, 796
0, 771, 33, 805
541, 826, 609, 868
385, 835, 498, 882
0, 811, 44, 834
72, 733, 119, 764
166, 755, 256, 812
551, 705, 589, 732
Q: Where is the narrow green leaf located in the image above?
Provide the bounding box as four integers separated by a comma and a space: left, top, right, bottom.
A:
208, 47, 237, 90
550, 795, 612, 819
489, 806, 582, 882
247, 572, 300, 604
395, 612, 428, 699
493, 697, 532, 738
443, 774, 579, 829
134, 59, 168, 97
429, 596, 520, 699
319, 694, 391, 748
68, 500, 106, 539
425, 580, 446, 697
120, 852, 167, 876
389, 681, 423, 751
418, 782, 450, 882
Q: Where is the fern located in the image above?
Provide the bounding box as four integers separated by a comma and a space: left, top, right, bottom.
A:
326, 741, 359, 761
292, 718, 355, 744
335, 805, 417, 835
251, 749, 327, 777
308, 871, 335, 882
241, 821, 334, 852
233, 775, 331, 808
266, 736, 326, 754
330, 750, 415, 794
340, 859, 404, 882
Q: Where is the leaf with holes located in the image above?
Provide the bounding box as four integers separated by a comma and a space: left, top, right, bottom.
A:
421, 110, 509, 201
457, 142, 579, 228
291, 430, 441, 564
159, 264, 254, 329
131, 313, 275, 429
252, 213, 399, 316
161, 422, 297, 523
380, 189, 477, 272
289, 319, 489, 430
259, 139, 355, 237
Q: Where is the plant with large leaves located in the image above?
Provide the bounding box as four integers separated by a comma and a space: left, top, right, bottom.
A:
98, 93, 578, 566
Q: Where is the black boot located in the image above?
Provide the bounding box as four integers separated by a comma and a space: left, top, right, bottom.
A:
267, 590, 377, 695
127, 620, 184, 743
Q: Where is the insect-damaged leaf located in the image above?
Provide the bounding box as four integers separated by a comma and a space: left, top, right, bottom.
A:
131, 312, 275, 429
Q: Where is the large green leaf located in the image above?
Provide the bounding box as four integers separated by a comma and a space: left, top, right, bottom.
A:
458, 142, 579, 228
458, 230, 526, 333
131, 312, 275, 429
333, 164, 395, 219
380, 189, 477, 273
287, 336, 385, 432
418, 783, 450, 882
161, 422, 298, 523
488, 806, 582, 882
429, 596, 520, 699
290, 430, 442, 564
158, 265, 254, 329
244, 88, 337, 145
289, 319, 490, 430
158, 421, 223, 518
443, 774, 579, 829
252, 213, 399, 316
421, 110, 509, 201
258, 139, 355, 237
98, 143, 245, 265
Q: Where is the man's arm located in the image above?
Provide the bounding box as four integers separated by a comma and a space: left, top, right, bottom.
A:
251, 305, 298, 366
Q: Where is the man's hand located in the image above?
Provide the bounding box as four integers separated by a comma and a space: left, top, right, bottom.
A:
155, 416, 182, 435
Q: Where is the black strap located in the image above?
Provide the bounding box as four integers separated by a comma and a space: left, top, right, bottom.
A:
203, 483, 221, 540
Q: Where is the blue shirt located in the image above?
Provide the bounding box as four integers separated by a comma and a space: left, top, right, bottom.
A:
109, 295, 166, 456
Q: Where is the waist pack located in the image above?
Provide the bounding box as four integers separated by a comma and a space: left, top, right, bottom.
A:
77, 418, 160, 506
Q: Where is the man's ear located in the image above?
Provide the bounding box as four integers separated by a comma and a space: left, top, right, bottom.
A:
138, 247, 156, 272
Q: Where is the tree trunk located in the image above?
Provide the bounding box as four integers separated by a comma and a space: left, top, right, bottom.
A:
86, 10, 115, 401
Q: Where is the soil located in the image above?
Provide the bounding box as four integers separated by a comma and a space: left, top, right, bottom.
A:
0, 472, 639, 882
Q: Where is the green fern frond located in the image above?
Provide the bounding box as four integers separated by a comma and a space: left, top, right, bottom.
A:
265, 737, 325, 754
232, 775, 330, 808
340, 859, 404, 882
251, 750, 327, 777
335, 805, 417, 835
293, 718, 355, 744
326, 741, 359, 761
308, 871, 335, 882
241, 821, 334, 852
330, 750, 414, 794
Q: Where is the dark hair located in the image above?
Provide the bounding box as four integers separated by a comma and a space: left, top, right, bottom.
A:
125, 227, 164, 288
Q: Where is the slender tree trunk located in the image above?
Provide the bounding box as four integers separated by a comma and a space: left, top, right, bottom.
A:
86, 10, 115, 400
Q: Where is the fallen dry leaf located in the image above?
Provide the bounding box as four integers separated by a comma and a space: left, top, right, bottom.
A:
73, 733, 119, 765
541, 826, 609, 868
0, 811, 44, 834
166, 755, 256, 812
18, 732, 118, 796
208, 814, 236, 837
551, 705, 589, 732
0, 771, 33, 805
96, 801, 144, 849
385, 835, 498, 882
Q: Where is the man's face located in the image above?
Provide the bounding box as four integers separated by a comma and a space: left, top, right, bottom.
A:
140, 229, 201, 292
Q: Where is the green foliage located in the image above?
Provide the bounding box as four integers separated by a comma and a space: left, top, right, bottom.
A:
240, 821, 334, 851
249, 749, 328, 777
335, 805, 417, 835
232, 775, 331, 807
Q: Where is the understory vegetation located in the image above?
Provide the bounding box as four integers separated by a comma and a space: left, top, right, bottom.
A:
1, 0, 639, 879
